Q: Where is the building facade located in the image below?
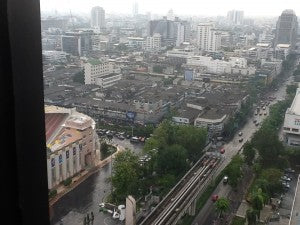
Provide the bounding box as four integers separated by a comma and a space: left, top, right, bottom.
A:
91, 6, 106, 31
197, 22, 221, 52
283, 88, 300, 146
275, 9, 298, 48
45, 106, 100, 190
227, 10, 244, 25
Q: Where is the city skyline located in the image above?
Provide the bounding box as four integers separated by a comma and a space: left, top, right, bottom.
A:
40, 0, 300, 17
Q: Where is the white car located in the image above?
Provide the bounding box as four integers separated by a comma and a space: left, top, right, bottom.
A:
238, 132, 243, 136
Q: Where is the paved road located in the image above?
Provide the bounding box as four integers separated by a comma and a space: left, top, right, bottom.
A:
51, 138, 143, 225
191, 71, 296, 225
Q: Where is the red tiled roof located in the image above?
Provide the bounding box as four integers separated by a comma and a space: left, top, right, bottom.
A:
45, 113, 68, 141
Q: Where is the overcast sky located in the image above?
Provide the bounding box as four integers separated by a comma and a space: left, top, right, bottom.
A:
40, 0, 300, 17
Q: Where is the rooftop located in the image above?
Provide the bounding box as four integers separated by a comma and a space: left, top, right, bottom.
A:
289, 88, 300, 115
48, 128, 82, 152
45, 113, 68, 142
88, 58, 104, 65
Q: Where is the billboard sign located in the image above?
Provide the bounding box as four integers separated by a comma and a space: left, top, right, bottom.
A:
126, 111, 136, 121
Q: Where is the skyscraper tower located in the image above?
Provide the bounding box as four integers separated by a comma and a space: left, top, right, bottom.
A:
227, 10, 244, 25
132, 2, 138, 17
91, 6, 105, 31
275, 9, 298, 47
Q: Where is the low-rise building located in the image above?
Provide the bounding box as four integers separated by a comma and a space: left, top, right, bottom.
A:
283, 88, 300, 146
95, 73, 122, 89
45, 105, 100, 190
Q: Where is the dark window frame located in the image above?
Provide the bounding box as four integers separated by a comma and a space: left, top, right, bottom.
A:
1, 1, 50, 225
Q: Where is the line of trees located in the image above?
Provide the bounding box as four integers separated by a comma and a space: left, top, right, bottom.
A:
110, 120, 207, 203
241, 84, 298, 224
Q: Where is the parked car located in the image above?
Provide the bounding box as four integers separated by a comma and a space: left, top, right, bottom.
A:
211, 194, 219, 202
220, 148, 225, 154
285, 168, 295, 173
117, 135, 125, 140
264, 112, 267, 115
130, 136, 139, 143
239, 138, 244, 143
238, 131, 243, 136
281, 176, 291, 182
223, 176, 228, 184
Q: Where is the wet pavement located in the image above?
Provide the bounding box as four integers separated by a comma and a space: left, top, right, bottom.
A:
50, 138, 143, 225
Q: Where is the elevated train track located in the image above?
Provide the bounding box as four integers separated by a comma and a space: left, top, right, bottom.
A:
139, 153, 222, 225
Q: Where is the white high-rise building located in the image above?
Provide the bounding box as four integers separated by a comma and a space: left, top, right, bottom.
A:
175, 21, 185, 46
197, 22, 221, 52
227, 10, 244, 25
91, 6, 105, 31
167, 9, 175, 21
132, 2, 138, 17
144, 33, 161, 51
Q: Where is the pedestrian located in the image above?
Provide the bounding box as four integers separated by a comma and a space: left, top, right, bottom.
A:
86, 213, 90, 224
91, 211, 94, 221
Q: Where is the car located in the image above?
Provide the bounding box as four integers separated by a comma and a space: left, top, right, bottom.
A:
238, 132, 243, 136
130, 136, 139, 143
263, 106, 266, 110
281, 176, 291, 182
264, 112, 267, 115
117, 135, 125, 140
239, 138, 244, 143
223, 176, 228, 184
211, 194, 219, 202
285, 168, 296, 173
254, 112, 258, 115
126, 134, 131, 139
259, 113, 262, 116
282, 182, 290, 189
255, 122, 259, 126
253, 119, 257, 123
220, 148, 225, 154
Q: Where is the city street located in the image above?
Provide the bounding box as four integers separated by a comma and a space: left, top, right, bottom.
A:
192, 72, 295, 225
50, 138, 143, 225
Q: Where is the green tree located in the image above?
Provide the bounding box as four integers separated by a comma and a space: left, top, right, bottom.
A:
175, 125, 207, 162
252, 127, 283, 167
251, 188, 264, 219
246, 208, 257, 225
101, 142, 109, 157
243, 142, 256, 166
153, 65, 164, 73
260, 168, 283, 195
157, 144, 188, 175
73, 69, 84, 84
225, 155, 244, 188
215, 197, 230, 218
111, 150, 140, 203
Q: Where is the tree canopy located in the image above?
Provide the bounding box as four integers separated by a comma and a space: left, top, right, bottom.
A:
111, 150, 141, 203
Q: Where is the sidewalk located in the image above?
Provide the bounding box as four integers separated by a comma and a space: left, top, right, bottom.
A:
49, 145, 123, 207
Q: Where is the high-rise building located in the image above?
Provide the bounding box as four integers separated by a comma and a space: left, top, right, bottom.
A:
174, 18, 191, 46
149, 17, 176, 46
275, 9, 298, 47
197, 22, 221, 52
132, 2, 138, 17
144, 33, 161, 51
91, 6, 105, 31
61, 30, 93, 56
227, 10, 244, 25
167, 9, 175, 21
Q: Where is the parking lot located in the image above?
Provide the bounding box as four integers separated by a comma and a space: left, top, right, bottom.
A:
269, 170, 299, 225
